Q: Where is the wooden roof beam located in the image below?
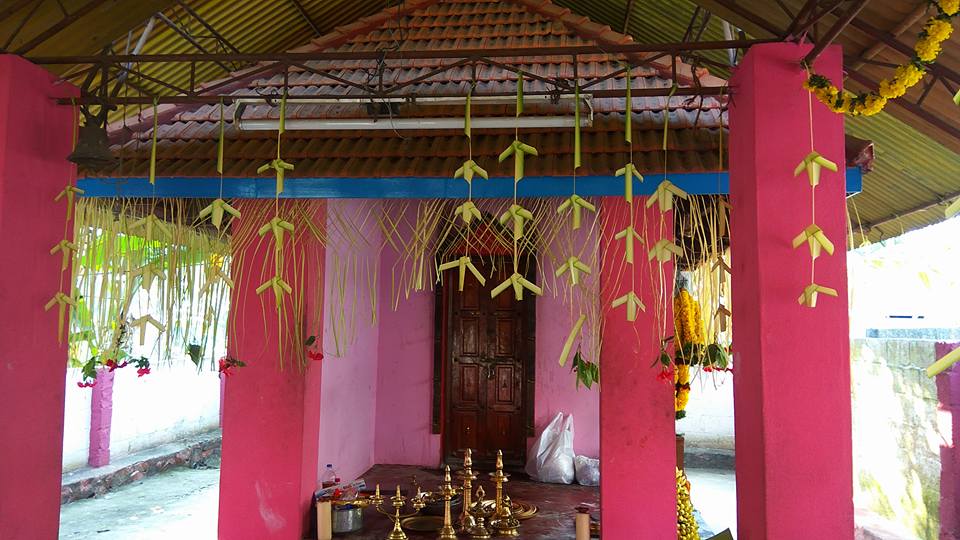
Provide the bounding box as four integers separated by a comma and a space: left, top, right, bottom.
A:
846, 67, 960, 142
155, 12, 232, 73
288, 0, 322, 37
849, 16, 960, 87
802, 0, 871, 66
849, 1, 929, 70
14, 0, 110, 55
175, 0, 240, 54
0, 0, 38, 24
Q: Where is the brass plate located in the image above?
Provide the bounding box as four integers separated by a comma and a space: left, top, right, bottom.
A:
477, 500, 537, 520
513, 501, 538, 520
401, 515, 444, 532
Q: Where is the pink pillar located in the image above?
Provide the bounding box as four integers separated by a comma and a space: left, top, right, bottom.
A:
0, 55, 77, 540
88, 369, 116, 467
936, 342, 960, 540
218, 201, 325, 539
729, 42, 853, 539
599, 197, 675, 538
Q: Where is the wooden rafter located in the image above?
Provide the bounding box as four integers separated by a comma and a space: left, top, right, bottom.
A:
621, 0, 636, 34
0, 0, 39, 23
802, 0, 871, 65
850, 1, 929, 70
14, 0, 110, 55
155, 12, 232, 73
174, 0, 240, 54
288, 0, 322, 37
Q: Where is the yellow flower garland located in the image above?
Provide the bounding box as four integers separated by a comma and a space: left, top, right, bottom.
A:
673, 289, 704, 419
805, 0, 957, 116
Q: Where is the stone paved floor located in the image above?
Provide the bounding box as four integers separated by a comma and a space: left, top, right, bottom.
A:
59, 464, 738, 539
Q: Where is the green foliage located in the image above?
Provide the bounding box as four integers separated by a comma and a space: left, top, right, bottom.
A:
187, 343, 203, 366
570, 349, 599, 390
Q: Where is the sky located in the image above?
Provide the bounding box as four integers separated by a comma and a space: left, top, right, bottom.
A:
848, 216, 960, 336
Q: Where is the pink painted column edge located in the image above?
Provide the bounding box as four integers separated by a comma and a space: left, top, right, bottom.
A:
0, 54, 78, 540
88, 369, 115, 468
936, 342, 960, 540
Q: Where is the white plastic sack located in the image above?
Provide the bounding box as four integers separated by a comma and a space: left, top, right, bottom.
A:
525, 412, 575, 484
574, 455, 600, 486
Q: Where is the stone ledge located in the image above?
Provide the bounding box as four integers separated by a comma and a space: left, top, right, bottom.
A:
684, 447, 735, 471
60, 429, 221, 504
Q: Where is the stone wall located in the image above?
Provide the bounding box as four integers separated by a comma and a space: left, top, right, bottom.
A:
851, 338, 947, 540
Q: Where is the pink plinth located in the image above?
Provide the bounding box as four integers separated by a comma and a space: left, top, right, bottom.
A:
729, 42, 853, 539
0, 55, 77, 540
599, 197, 676, 539
88, 369, 116, 467
936, 342, 960, 540
218, 201, 325, 539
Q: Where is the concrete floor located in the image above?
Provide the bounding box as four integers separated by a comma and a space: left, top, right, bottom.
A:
59, 467, 219, 540
59, 465, 737, 539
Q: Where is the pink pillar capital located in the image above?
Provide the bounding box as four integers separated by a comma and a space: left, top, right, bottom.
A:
729, 42, 853, 539
0, 54, 78, 539
599, 197, 676, 539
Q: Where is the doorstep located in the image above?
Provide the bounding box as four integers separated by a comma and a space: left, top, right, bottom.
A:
60, 429, 221, 504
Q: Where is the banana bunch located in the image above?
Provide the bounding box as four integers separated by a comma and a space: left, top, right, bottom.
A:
676, 468, 700, 540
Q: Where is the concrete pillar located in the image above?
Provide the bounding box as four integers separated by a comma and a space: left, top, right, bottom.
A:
936, 342, 960, 540
88, 369, 115, 467
599, 196, 676, 538
0, 55, 77, 539
218, 201, 325, 539
729, 42, 853, 539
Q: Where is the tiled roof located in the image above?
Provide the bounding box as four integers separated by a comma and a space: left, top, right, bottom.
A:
98, 0, 727, 179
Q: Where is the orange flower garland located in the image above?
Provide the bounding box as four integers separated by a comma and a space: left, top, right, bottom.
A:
804, 0, 957, 116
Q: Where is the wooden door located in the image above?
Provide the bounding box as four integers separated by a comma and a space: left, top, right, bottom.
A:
444, 260, 533, 468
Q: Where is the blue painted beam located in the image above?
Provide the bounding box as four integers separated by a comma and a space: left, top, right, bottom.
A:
78, 167, 862, 199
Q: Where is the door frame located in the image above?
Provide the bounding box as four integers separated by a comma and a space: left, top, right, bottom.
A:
432, 241, 536, 468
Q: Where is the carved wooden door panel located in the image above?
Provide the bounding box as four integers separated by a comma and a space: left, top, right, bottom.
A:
446, 261, 528, 468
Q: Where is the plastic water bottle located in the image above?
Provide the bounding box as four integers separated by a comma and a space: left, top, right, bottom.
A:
321, 464, 340, 488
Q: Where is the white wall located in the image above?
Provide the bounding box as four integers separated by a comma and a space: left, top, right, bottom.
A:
679, 370, 735, 450
108, 364, 221, 459
62, 368, 93, 471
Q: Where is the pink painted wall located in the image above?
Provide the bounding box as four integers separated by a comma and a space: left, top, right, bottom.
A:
0, 54, 77, 540
729, 43, 853, 539
319, 199, 381, 482
374, 240, 443, 465
373, 201, 600, 465
219, 200, 324, 539
937, 342, 960, 540
533, 223, 600, 458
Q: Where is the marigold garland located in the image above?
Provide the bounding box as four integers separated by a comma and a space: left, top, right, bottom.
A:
804, 0, 958, 116
673, 289, 704, 419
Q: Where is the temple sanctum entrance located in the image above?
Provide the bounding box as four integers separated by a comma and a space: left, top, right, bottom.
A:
441, 258, 536, 469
